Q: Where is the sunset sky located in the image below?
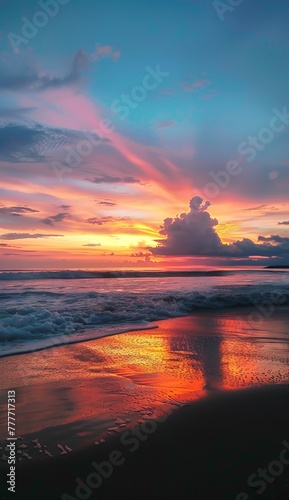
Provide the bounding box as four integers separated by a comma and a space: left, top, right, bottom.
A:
0, 0, 288, 269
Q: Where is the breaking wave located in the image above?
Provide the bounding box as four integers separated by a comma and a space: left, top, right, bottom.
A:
1, 282, 288, 357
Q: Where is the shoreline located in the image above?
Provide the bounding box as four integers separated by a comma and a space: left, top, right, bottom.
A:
0, 321, 158, 359
1, 303, 289, 360
1, 308, 289, 442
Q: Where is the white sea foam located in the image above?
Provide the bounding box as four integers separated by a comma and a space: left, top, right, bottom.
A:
0, 271, 288, 357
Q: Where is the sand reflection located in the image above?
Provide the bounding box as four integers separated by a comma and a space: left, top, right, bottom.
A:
1, 308, 289, 444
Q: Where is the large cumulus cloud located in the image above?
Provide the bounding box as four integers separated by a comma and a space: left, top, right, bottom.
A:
150, 196, 289, 258
151, 197, 222, 255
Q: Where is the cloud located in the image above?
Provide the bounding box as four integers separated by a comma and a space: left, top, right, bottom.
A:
0, 233, 63, 240
87, 216, 129, 225
130, 251, 151, 263
41, 212, 70, 226
82, 243, 101, 247
59, 205, 71, 210
3, 250, 38, 254
150, 196, 289, 258
258, 235, 289, 244
242, 205, 267, 212
88, 175, 141, 184
0, 107, 36, 118
155, 121, 176, 130
3, 252, 38, 256
150, 196, 221, 256
0, 122, 74, 162
97, 201, 117, 206
0, 50, 89, 92
181, 79, 210, 93
91, 44, 121, 62
0, 206, 39, 216
278, 221, 289, 225
0, 122, 105, 163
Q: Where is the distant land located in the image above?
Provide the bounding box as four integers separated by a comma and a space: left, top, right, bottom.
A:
265, 265, 289, 269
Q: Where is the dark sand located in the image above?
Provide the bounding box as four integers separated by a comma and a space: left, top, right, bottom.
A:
2, 384, 289, 499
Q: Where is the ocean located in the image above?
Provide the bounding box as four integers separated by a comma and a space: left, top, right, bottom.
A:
0, 268, 288, 358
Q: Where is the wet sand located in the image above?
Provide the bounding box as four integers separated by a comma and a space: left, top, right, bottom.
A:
0, 307, 289, 498
2, 384, 289, 499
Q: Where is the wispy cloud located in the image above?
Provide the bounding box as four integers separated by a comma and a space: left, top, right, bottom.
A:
42, 212, 70, 226
91, 44, 120, 62
97, 201, 117, 206
155, 120, 176, 130
0, 233, 63, 240
0, 107, 36, 118
82, 243, 101, 247
0, 50, 89, 92
181, 79, 210, 93
88, 175, 141, 184
0, 122, 107, 163
0, 206, 39, 216
0, 123, 71, 162
242, 205, 267, 212
87, 216, 129, 225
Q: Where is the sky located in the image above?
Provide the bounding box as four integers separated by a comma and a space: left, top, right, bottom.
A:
0, 0, 288, 269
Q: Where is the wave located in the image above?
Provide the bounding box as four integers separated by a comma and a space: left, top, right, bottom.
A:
0, 321, 157, 358
0, 285, 288, 357
0, 291, 65, 300
0, 270, 233, 281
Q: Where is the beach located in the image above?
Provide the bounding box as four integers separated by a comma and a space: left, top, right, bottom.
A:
1, 0, 289, 496
1, 307, 289, 499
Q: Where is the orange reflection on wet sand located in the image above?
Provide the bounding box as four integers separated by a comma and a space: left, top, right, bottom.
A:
0, 308, 289, 446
